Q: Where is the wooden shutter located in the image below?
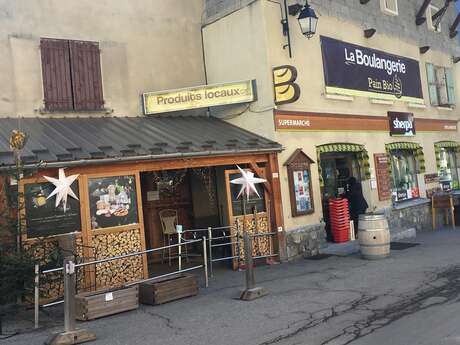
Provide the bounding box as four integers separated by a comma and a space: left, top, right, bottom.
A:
426, 63, 438, 106
69, 40, 104, 111
436, 66, 449, 106
445, 68, 455, 105
40, 39, 73, 111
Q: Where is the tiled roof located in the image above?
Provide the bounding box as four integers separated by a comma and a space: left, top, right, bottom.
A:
0, 116, 282, 167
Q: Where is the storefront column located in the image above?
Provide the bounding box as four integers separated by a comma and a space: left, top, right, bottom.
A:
268, 153, 286, 262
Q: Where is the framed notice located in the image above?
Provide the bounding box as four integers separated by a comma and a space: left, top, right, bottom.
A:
25, 182, 81, 238
284, 149, 315, 216
88, 175, 138, 229
374, 153, 392, 201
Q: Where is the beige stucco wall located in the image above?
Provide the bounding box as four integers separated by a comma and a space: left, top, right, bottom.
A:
203, 0, 460, 232
0, 0, 205, 117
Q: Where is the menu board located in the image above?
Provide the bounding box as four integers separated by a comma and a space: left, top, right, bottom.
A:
88, 175, 138, 229
374, 153, 392, 201
25, 182, 81, 238
292, 169, 313, 213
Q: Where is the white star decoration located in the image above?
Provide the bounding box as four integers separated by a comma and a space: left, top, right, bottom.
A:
230, 165, 267, 200
43, 168, 79, 212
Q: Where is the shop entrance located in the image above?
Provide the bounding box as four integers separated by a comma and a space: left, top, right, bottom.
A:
320, 152, 361, 241
140, 164, 276, 274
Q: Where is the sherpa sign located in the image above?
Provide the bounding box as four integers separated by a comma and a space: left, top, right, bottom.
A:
320, 36, 424, 103
143, 80, 256, 115
388, 112, 415, 136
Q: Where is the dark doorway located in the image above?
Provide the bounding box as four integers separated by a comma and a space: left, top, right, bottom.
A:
320, 152, 361, 242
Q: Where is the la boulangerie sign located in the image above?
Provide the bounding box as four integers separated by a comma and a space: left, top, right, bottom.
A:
388, 112, 415, 136
320, 36, 424, 104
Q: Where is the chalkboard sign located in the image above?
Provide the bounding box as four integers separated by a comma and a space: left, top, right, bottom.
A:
374, 153, 391, 201
25, 182, 81, 238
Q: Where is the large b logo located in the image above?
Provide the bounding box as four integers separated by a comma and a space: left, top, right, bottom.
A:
273, 65, 300, 105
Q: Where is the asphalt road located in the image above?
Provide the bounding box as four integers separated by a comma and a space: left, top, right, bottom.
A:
4, 229, 460, 345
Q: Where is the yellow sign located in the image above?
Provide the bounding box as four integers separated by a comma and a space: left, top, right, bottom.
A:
273, 65, 300, 105
143, 80, 256, 115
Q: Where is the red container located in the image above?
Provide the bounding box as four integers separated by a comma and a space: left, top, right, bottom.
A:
329, 198, 350, 243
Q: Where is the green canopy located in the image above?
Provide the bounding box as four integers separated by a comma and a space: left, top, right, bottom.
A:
385, 142, 425, 174
316, 143, 370, 187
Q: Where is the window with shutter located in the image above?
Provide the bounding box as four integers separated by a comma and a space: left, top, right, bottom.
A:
436, 66, 449, 106
426, 5, 442, 32
40, 39, 74, 111
380, 0, 398, 16
40, 38, 104, 112
426, 63, 438, 106
69, 41, 104, 111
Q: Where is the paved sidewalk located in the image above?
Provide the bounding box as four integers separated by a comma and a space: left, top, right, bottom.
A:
4, 229, 460, 345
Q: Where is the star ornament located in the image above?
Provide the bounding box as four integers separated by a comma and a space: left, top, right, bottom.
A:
43, 168, 79, 212
230, 165, 267, 200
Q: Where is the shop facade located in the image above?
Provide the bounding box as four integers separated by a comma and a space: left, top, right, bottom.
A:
203, 0, 460, 258
0, 116, 283, 298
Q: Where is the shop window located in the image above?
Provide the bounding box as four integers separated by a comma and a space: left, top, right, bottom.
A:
438, 147, 460, 190
389, 150, 420, 202
380, 0, 398, 16
24, 181, 81, 238
426, 4, 442, 32
426, 63, 455, 107
40, 38, 104, 111
88, 175, 138, 229
284, 149, 315, 217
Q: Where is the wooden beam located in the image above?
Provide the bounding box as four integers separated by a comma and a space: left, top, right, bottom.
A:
249, 161, 272, 194
416, 0, 432, 25
450, 12, 460, 38
267, 153, 286, 262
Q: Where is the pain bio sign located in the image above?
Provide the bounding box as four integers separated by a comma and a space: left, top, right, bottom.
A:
320, 36, 423, 104
143, 80, 256, 115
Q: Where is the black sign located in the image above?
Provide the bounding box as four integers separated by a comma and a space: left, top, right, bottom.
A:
88, 175, 138, 229
320, 36, 423, 103
25, 182, 81, 238
388, 112, 415, 136
396, 189, 408, 201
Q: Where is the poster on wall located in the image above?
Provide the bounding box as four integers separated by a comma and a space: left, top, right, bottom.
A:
293, 170, 312, 213
25, 182, 81, 238
320, 36, 424, 103
88, 175, 138, 229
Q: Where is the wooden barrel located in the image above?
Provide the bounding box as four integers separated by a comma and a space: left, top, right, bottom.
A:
358, 214, 390, 260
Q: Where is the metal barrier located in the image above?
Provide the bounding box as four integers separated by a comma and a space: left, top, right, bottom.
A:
34, 237, 208, 330
34, 221, 279, 329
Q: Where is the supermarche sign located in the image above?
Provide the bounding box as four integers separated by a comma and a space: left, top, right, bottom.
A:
143, 80, 256, 115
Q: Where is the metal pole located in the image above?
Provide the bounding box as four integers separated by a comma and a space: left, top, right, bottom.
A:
178, 233, 182, 272
243, 232, 255, 290
202, 237, 209, 288
63, 257, 76, 332
207, 227, 213, 277
34, 264, 39, 329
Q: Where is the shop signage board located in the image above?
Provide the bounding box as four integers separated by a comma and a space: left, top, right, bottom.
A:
274, 111, 457, 133
320, 36, 424, 103
25, 182, 81, 238
143, 80, 256, 115
273, 65, 300, 105
374, 153, 392, 201
388, 112, 415, 136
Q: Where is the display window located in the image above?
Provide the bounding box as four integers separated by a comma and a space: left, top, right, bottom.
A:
438, 147, 459, 190
390, 149, 420, 202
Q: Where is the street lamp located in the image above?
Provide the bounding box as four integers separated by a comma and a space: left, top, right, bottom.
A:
296, 2, 318, 39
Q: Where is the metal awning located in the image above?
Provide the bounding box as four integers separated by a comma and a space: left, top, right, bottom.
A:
0, 116, 282, 168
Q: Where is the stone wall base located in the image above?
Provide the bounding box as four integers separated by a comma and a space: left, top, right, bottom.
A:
285, 223, 326, 260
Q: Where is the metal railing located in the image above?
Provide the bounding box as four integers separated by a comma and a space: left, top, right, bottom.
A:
34, 236, 208, 329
